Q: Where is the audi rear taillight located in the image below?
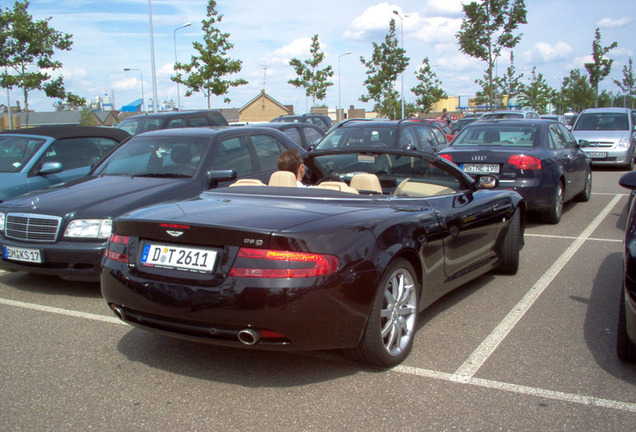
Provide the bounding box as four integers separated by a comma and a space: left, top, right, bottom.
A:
229, 248, 339, 278
104, 234, 130, 263
439, 154, 453, 163
508, 154, 541, 170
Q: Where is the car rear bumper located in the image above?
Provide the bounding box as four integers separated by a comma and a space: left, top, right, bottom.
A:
100, 263, 378, 351
0, 237, 105, 282
497, 179, 554, 212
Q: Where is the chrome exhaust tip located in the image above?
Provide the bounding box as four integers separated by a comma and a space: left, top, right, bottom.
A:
111, 305, 125, 321
237, 329, 261, 345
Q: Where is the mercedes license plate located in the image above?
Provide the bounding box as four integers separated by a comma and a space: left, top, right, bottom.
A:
588, 152, 607, 159
462, 163, 500, 174
141, 243, 217, 273
3, 246, 42, 263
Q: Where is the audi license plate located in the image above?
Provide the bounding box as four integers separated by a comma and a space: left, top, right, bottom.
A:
3, 246, 42, 263
461, 163, 500, 174
141, 243, 217, 273
588, 152, 607, 159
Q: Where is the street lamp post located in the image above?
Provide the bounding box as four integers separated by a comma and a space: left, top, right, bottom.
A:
393, 10, 407, 119
147, 0, 159, 113
124, 68, 145, 113
338, 51, 352, 122
173, 22, 191, 112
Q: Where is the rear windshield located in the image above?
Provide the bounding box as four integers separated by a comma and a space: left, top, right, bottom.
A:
316, 125, 395, 150
573, 112, 629, 131
452, 126, 537, 147
116, 117, 163, 135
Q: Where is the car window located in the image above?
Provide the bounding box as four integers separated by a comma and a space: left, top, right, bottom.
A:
557, 124, 577, 149
187, 116, 209, 127
399, 127, 419, 149
213, 137, 253, 175
38, 137, 109, 170
429, 126, 447, 148
208, 111, 228, 126
303, 128, 323, 147
414, 125, 437, 150
317, 126, 395, 150
548, 124, 568, 150
0, 136, 47, 173
453, 126, 536, 147
282, 128, 302, 145
167, 118, 186, 128
250, 134, 287, 171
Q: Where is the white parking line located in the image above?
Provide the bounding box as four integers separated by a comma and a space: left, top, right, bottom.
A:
0, 297, 124, 325
525, 233, 622, 243
455, 194, 623, 379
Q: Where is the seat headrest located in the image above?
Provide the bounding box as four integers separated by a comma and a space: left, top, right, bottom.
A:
268, 171, 297, 187
350, 173, 382, 193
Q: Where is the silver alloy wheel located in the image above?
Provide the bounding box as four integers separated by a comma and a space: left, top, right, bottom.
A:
380, 267, 417, 356
555, 183, 564, 220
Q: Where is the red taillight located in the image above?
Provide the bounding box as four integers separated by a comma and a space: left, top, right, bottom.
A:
159, 223, 190, 230
439, 153, 453, 163
508, 154, 541, 170
229, 248, 339, 278
104, 234, 130, 263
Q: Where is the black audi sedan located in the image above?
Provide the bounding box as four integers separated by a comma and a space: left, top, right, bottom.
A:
618, 170, 636, 362
101, 147, 526, 367
0, 126, 304, 281
439, 119, 592, 224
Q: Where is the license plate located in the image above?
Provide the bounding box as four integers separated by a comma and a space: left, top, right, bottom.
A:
3, 246, 42, 263
462, 163, 500, 174
141, 243, 217, 273
588, 152, 607, 158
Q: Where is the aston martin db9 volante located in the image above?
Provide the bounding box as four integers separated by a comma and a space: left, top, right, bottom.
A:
101, 148, 526, 367
618, 170, 636, 362
0, 127, 304, 281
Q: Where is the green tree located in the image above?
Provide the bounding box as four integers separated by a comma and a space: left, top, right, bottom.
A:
517, 67, 555, 114
614, 57, 635, 108
288, 34, 334, 110
172, 0, 247, 109
456, 0, 527, 110
410, 58, 447, 113
360, 19, 409, 119
496, 52, 524, 108
584, 27, 617, 108
561, 69, 594, 112
0, 0, 72, 126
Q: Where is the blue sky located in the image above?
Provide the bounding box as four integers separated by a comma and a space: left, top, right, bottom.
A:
2, 0, 635, 113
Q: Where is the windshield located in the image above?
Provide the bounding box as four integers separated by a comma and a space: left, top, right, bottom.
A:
316, 125, 396, 150
309, 152, 463, 191
116, 117, 163, 135
452, 125, 537, 147
0, 136, 47, 173
93, 135, 209, 177
573, 112, 629, 131
480, 113, 524, 120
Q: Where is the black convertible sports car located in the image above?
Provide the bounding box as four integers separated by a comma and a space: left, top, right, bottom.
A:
101, 148, 526, 367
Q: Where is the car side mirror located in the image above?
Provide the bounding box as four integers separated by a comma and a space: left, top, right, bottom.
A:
619, 171, 636, 189
578, 139, 589, 147
475, 174, 499, 189
38, 162, 63, 175
206, 169, 237, 188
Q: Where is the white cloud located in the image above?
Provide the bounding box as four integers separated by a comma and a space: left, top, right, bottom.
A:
598, 17, 632, 28
423, 0, 468, 18
343, 2, 404, 40
265, 38, 316, 65
527, 42, 574, 63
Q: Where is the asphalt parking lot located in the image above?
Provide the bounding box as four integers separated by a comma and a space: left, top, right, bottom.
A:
1, 168, 634, 431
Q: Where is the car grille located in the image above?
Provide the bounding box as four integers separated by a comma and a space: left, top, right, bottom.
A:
586, 141, 614, 148
5, 213, 62, 243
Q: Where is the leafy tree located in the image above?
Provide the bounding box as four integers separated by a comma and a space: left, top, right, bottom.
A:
410, 58, 447, 113
561, 69, 594, 112
172, 0, 247, 109
614, 57, 635, 108
65, 92, 86, 109
360, 19, 409, 119
456, 0, 527, 110
584, 27, 617, 108
288, 34, 334, 110
0, 0, 72, 126
517, 67, 555, 114
496, 51, 524, 108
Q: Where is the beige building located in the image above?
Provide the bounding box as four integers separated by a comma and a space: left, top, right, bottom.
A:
238, 90, 291, 123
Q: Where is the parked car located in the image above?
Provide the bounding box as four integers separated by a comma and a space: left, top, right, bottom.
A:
269, 114, 334, 131
571, 107, 636, 170
618, 170, 636, 362
477, 110, 541, 121
0, 125, 130, 203
315, 119, 449, 153
0, 126, 304, 281
452, 117, 477, 133
116, 110, 228, 135
260, 122, 325, 149
540, 114, 568, 126
439, 119, 591, 224
424, 118, 456, 142
101, 146, 525, 367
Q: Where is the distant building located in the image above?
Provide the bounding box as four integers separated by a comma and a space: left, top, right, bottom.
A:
238, 90, 291, 123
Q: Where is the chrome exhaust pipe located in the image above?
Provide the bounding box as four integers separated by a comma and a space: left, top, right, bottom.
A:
237, 329, 260, 345
111, 305, 125, 321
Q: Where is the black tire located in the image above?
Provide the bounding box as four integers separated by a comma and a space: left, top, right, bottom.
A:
617, 288, 636, 362
541, 181, 564, 224
497, 209, 521, 275
624, 152, 635, 171
575, 170, 592, 202
352, 259, 419, 367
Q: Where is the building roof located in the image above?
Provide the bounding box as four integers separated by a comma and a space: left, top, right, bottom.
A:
238, 91, 290, 114
15, 111, 82, 127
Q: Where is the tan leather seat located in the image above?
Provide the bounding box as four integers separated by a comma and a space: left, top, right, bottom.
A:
268, 171, 297, 187
312, 181, 359, 194
350, 173, 382, 193
394, 178, 455, 197
229, 179, 265, 187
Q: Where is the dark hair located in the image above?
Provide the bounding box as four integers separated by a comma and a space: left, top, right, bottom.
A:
277, 148, 303, 173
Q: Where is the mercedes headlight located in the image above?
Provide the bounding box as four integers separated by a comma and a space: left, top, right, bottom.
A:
0, 212, 5, 232
64, 219, 112, 239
